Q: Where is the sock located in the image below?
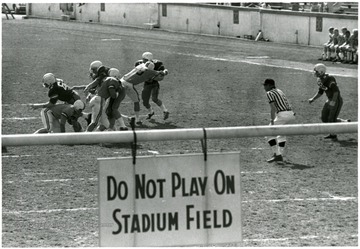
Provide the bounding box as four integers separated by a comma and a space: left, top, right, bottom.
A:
161, 104, 168, 112
135, 111, 140, 122
268, 139, 279, 155
117, 116, 126, 128
278, 141, 286, 155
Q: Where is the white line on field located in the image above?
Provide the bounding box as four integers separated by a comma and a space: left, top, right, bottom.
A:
243, 196, 357, 203
2, 112, 268, 121
2, 117, 38, 120
4, 172, 267, 184
175, 52, 357, 78
243, 234, 358, 242
4, 177, 97, 184
3, 194, 357, 215
2, 207, 98, 215
101, 38, 122, 41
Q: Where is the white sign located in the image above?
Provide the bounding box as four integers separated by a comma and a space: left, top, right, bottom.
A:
98, 152, 242, 246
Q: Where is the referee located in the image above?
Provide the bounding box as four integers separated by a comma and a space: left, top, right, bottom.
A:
263, 79, 295, 163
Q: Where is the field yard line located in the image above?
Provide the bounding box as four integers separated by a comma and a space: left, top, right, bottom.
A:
4, 177, 97, 184
2, 112, 268, 121
175, 52, 357, 78
243, 234, 358, 242
3, 196, 357, 215
3, 207, 98, 215
243, 196, 357, 203
3, 172, 265, 184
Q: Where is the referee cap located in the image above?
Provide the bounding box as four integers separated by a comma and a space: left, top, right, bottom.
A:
263, 79, 275, 86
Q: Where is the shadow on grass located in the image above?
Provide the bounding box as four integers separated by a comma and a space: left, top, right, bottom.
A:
99, 143, 142, 149
147, 120, 182, 129
333, 138, 358, 148
280, 161, 315, 170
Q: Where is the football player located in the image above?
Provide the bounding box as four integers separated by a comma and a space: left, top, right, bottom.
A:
118, 59, 160, 125
85, 66, 125, 132
30, 73, 89, 131
34, 100, 85, 133
308, 64, 350, 139
135, 52, 170, 121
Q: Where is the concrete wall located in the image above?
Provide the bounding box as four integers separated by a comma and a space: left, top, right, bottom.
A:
29, 3, 64, 19
27, 3, 358, 47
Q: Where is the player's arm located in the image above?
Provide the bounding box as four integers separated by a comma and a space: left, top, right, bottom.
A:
30, 96, 58, 109
84, 78, 100, 93
309, 89, 323, 104
71, 85, 87, 91
269, 102, 276, 125
328, 82, 339, 107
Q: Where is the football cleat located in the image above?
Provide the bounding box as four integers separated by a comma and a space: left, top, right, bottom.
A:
267, 154, 283, 163
163, 111, 170, 120
324, 134, 337, 139
119, 127, 129, 131
146, 112, 155, 120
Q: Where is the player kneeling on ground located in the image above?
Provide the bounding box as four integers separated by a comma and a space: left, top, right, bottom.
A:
34, 100, 85, 133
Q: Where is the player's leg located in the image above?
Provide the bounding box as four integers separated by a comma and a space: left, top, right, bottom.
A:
142, 84, 154, 119
151, 84, 169, 120
113, 90, 128, 130
51, 119, 61, 133
125, 85, 141, 124
322, 103, 337, 139
274, 112, 296, 157
35, 108, 52, 133
86, 95, 103, 132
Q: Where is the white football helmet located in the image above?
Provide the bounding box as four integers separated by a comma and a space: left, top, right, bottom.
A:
108, 68, 120, 79
145, 61, 155, 70
313, 63, 326, 77
142, 52, 153, 61
42, 73, 56, 87
89, 60, 103, 79
73, 100, 85, 111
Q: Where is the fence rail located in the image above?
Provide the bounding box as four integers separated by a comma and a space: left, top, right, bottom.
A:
2, 123, 357, 147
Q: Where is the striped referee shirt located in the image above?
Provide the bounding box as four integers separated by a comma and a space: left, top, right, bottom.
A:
266, 88, 292, 113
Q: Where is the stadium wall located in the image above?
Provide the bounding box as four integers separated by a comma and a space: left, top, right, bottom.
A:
26, 3, 358, 47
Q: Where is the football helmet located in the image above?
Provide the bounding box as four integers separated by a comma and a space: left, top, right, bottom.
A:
142, 52, 153, 61
42, 73, 56, 88
145, 61, 155, 70
108, 68, 120, 79
89, 60, 103, 79
313, 63, 326, 77
73, 100, 85, 111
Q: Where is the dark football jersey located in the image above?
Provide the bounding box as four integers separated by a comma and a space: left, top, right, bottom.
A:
96, 77, 121, 99
48, 79, 75, 104
49, 104, 81, 121
317, 75, 340, 100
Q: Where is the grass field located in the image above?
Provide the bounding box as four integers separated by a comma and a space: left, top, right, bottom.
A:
2, 17, 358, 247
